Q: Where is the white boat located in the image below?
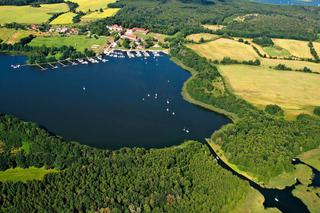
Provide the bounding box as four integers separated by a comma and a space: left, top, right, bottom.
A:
275, 197, 279, 202
186, 130, 189, 133
83, 87, 86, 91
172, 112, 175, 115
166, 108, 169, 112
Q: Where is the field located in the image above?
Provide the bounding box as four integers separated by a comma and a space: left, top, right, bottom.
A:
298, 148, 320, 171
29, 35, 107, 51
263, 46, 291, 57
292, 185, 320, 213
202, 24, 224, 31
71, 0, 117, 12
81, 8, 120, 22
272, 39, 313, 59
218, 64, 320, 118
0, 4, 69, 24
0, 167, 58, 183
50, 12, 77, 25
261, 58, 320, 73
188, 38, 259, 61
312, 42, 320, 56
0, 28, 30, 44
186, 33, 219, 42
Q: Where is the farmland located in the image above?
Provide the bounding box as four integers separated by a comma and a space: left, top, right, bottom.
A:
187, 38, 259, 61
0, 3, 69, 24
313, 42, 320, 56
186, 33, 219, 43
272, 39, 313, 59
50, 12, 77, 25
0, 28, 30, 44
218, 64, 320, 118
263, 46, 291, 57
0, 167, 58, 183
71, 0, 117, 12
261, 58, 320, 73
81, 8, 120, 22
29, 35, 107, 51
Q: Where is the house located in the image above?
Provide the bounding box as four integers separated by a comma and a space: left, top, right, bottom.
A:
107, 24, 124, 32
121, 33, 139, 42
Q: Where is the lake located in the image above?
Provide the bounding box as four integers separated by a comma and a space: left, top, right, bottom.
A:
255, 0, 320, 6
0, 53, 229, 149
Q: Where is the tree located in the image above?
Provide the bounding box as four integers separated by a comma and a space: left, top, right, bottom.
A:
265, 104, 284, 116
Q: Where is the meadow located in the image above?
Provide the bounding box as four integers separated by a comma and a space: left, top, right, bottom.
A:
81, 8, 120, 22
29, 35, 107, 51
0, 167, 58, 183
312, 42, 320, 56
218, 64, 320, 118
71, 0, 117, 12
261, 58, 320, 73
202, 24, 224, 31
188, 38, 259, 61
263, 46, 291, 57
186, 33, 219, 43
298, 148, 320, 171
50, 12, 77, 25
292, 185, 320, 213
0, 28, 30, 44
0, 3, 69, 24
272, 39, 313, 59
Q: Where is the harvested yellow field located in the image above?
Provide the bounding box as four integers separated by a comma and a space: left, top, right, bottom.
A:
202, 24, 224, 31
186, 33, 219, 42
0, 4, 69, 24
313, 42, 320, 56
261, 58, 320, 73
81, 8, 120, 21
218, 64, 320, 118
71, 0, 117, 12
0, 28, 31, 44
272, 39, 312, 59
188, 38, 259, 61
50, 12, 77, 25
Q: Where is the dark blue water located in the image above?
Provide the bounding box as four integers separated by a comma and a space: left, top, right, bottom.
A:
0, 54, 229, 149
255, 0, 320, 6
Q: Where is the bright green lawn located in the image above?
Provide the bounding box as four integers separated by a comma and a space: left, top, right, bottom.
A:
264, 46, 291, 57
0, 3, 69, 24
29, 35, 107, 51
0, 167, 58, 183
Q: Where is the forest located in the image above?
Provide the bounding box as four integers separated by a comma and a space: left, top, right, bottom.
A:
171, 44, 320, 182
0, 114, 250, 212
0, 0, 63, 6
101, 0, 320, 40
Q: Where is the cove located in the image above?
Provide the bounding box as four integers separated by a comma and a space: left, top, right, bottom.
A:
0, 53, 230, 149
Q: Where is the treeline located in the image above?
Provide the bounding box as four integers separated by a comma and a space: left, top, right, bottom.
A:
0, 114, 250, 212
171, 44, 320, 182
0, 43, 95, 64
0, 0, 63, 6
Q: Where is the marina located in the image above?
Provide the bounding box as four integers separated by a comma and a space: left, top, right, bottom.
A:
9, 50, 164, 71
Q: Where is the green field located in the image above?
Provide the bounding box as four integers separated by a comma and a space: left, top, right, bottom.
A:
50, 12, 77, 25
0, 167, 58, 183
71, 0, 117, 12
264, 46, 291, 57
298, 148, 320, 171
218, 64, 320, 118
0, 28, 30, 44
81, 8, 120, 22
29, 35, 107, 51
292, 185, 320, 213
0, 3, 69, 24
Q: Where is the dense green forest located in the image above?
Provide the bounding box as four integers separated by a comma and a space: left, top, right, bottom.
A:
0, 0, 63, 6
171, 44, 320, 182
102, 0, 320, 40
0, 114, 249, 212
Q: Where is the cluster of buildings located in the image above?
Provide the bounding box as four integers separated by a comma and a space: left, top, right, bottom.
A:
107, 24, 149, 42
48, 27, 79, 35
